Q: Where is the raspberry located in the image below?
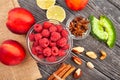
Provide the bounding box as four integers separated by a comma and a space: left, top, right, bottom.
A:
51, 47, 59, 56
43, 47, 51, 57
34, 24, 42, 32
34, 33, 42, 41
50, 32, 61, 41
62, 44, 69, 50
32, 41, 39, 47
31, 47, 37, 55
49, 41, 56, 47
35, 46, 43, 54
49, 24, 57, 32
43, 21, 52, 29
46, 56, 56, 62
38, 55, 44, 59
57, 38, 67, 47
29, 33, 35, 41
39, 38, 49, 48
61, 29, 68, 38
56, 25, 63, 32
41, 29, 50, 37
58, 50, 66, 57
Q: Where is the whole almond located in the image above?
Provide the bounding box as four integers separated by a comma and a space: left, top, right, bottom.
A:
72, 56, 82, 65
86, 51, 97, 59
72, 46, 84, 54
86, 62, 94, 69
74, 68, 82, 79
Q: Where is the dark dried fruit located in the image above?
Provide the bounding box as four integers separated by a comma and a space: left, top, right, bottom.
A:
69, 16, 89, 37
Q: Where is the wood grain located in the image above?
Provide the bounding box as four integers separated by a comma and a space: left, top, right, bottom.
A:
18, 0, 120, 80
108, 0, 120, 10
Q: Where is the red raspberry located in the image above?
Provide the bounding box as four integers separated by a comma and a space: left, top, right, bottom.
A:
41, 29, 50, 37
49, 41, 56, 47
43, 21, 52, 29
62, 44, 69, 50
31, 47, 37, 55
34, 33, 42, 41
56, 25, 63, 32
49, 24, 57, 32
51, 47, 59, 56
46, 56, 56, 62
29, 33, 35, 41
34, 24, 42, 32
43, 47, 51, 57
32, 41, 39, 47
35, 46, 43, 54
39, 38, 49, 48
58, 50, 66, 57
57, 38, 67, 47
61, 29, 68, 38
38, 54, 44, 60
50, 32, 61, 41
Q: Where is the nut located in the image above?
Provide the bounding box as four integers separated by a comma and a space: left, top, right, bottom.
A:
86, 51, 97, 59
72, 56, 82, 65
72, 46, 84, 54
74, 68, 82, 79
100, 50, 107, 60
86, 62, 94, 69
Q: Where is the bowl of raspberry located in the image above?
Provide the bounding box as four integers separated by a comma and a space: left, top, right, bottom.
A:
26, 19, 72, 65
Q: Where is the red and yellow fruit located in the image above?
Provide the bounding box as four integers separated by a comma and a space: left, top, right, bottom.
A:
65, 0, 89, 11
6, 7, 35, 34
0, 40, 26, 65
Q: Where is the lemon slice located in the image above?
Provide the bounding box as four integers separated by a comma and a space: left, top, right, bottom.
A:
36, 0, 56, 10
46, 5, 66, 22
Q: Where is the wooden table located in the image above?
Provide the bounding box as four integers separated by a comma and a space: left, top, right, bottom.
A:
18, 0, 120, 80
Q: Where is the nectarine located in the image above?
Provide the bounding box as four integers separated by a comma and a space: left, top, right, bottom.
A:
0, 40, 26, 66
6, 7, 35, 34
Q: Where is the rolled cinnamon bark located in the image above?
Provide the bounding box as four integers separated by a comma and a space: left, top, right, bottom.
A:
48, 63, 75, 80
48, 63, 67, 80
53, 64, 71, 80
62, 66, 75, 80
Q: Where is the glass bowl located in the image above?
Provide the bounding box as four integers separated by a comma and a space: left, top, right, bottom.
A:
26, 19, 72, 65
66, 15, 91, 40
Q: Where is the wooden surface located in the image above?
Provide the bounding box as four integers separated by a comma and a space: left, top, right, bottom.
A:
17, 0, 120, 80
0, 0, 42, 80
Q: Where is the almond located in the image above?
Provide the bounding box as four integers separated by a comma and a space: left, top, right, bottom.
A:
72, 46, 84, 54
74, 68, 82, 79
86, 51, 97, 59
86, 62, 94, 69
72, 56, 82, 65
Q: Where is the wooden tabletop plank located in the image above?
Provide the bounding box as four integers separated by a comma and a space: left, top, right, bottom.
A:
18, 0, 120, 80
56, 0, 120, 79
18, 1, 110, 80
73, 36, 120, 79
108, 0, 120, 10
88, 0, 120, 45
38, 55, 111, 80
57, 0, 120, 46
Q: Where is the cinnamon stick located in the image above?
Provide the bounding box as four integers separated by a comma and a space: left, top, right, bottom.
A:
53, 64, 71, 80
48, 63, 67, 80
62, 66, 75, 80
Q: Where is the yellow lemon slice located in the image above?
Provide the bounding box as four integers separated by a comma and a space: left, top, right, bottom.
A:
36, 0, 56, 10
46, 5, 66, 22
